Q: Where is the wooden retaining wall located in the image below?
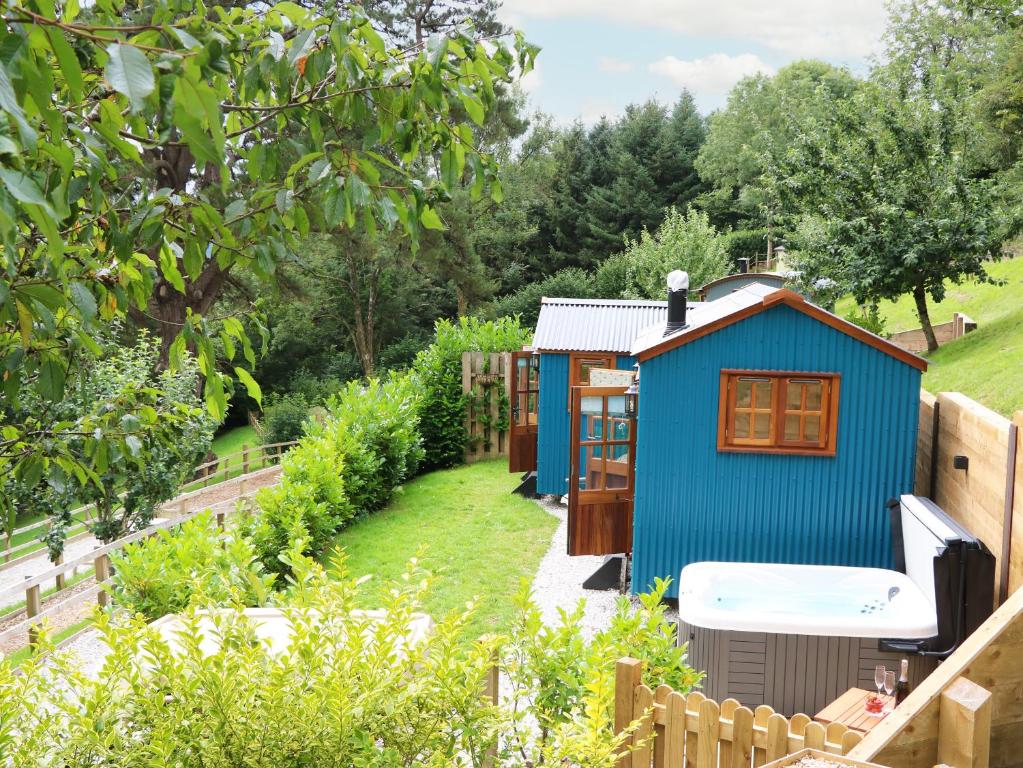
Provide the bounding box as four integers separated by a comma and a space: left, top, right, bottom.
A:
849, 584, 1023, 768
915, 392, 1023, 603
614, 658, 862, 768
462, 351, 513, 463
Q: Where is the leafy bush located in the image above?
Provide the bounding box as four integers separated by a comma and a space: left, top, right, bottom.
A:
845, 305, 888, 336
260, 392, 313, 446
489, 268, 597, 328
412, 317, 531, 470
720, 227, 769, 269
5, 556, 699, 768
620, 206, 731, 299
594, 251, 630, 298
110, 512, 275, 620
249, 373, 423, 575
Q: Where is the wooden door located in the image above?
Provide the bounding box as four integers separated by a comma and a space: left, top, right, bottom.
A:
508, 350, 539, 473
567, 386, 636, 556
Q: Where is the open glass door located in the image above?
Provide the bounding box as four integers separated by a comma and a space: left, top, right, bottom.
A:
508, 350, 539, 473
567, 386, 636, 556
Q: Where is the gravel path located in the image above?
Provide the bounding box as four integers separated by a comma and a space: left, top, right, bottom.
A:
529, 496, 624, 636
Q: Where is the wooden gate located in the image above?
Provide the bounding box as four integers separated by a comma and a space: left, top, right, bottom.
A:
508, 350, 539, 473
568, 385, 635, 556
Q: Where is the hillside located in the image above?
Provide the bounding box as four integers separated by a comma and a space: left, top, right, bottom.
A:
836, 256, 1023, 417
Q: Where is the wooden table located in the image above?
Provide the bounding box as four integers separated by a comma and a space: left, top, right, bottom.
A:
814, 687, 895, 734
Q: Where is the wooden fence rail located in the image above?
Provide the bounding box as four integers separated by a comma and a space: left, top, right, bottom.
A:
616, 658, 862, 768
0, 477, 267, 652
0, 440, 297, 573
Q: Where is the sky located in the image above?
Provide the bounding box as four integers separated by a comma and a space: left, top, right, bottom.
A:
497, 0, 892, 122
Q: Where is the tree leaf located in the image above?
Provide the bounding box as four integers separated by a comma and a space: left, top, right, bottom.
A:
45, 27, 84, 102
37, 358, 66, 400
69, 281, 97, 320
234, 366, 262, 406
420, 205, 445, 231
0, 61, 36, 147
104, 43, 155, 109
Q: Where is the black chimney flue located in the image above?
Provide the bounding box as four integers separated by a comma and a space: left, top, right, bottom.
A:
664, 270, 689, 336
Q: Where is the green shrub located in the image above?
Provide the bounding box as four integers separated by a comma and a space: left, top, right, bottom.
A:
260, 392, 313, 446
5, 557, 699, 768
720, 227, 769, 269
250, 372, 423, 576
594, 251, 630, 298
110, 512, 275, 620
412, 317, 530, 470
845, 305, 888, 336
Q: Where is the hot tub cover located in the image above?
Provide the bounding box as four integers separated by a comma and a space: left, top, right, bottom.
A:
678, 561, 938, 639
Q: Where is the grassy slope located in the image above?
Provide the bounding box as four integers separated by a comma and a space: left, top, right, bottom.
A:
834, 256, 1023, 416
327, 460, 558, 638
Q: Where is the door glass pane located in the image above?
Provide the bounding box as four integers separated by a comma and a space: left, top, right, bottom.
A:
736, 380, 752, 408
733, 412, 750, 438
606, 449, 629, 488
784, 414, 800, 440
581, 395, 603, 416
579, 444, 604, 491
786, 382, 803, 409
609, 417, 631, 442
607, 395, 626, 417
805, 415, 820, 442
805, 382, 823, 410
753, 413, 771, 439
517, 393, 529, 425
516, 358, 529, 391
527, 393, 537, 423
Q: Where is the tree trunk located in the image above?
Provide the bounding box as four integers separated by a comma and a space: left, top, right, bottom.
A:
912, 284, 939, 353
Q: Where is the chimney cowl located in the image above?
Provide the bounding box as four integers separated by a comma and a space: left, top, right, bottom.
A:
665, 271, 689, 336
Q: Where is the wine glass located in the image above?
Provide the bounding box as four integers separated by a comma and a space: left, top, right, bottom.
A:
874, 665, 886, 698
883, 671, 896, 713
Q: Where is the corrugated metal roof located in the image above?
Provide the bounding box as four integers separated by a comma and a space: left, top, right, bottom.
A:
532, 297, 672, 353
631, 283, 775, 356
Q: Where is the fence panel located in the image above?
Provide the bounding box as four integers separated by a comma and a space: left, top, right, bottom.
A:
462, 351, 512, 463
616, 658, 860, 768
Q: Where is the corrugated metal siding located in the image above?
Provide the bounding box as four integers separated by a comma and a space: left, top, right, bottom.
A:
632, 305, 921, 597
537, 353, 570, 496
533, 299, 668, 353
537, 354, 637, 497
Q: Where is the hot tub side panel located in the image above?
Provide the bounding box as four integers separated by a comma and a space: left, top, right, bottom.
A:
632, 306, 922, 597
681, 621, 936, 715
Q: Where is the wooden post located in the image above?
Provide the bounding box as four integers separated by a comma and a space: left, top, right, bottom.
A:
937, 676, 992, 768
615, 658, 644, 767
95, 553, 111, 608
26, 582, 41, 646
216, 508, 226, 529
242, 444, 249, 474
55, 552, 65, 591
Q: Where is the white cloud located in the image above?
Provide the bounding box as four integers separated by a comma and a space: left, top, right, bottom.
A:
499, 0, 887, 60
649, 53, 775, 99
598, 56, 634, 74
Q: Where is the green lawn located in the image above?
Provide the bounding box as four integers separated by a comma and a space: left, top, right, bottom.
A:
204, 425, 270, 482
834, 255, 1023, 416
326, 460, 558, 638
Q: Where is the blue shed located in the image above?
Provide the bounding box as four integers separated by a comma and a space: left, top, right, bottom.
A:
524, 297, 669, 498
628, 284, 927, 597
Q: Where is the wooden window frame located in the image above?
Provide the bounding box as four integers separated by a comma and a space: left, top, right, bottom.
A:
568, 352, 616, 407
717, 369, 841, 456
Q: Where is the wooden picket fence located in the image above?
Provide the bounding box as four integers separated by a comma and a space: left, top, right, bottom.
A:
615, 658, 862, 768
461, 351, 513, 463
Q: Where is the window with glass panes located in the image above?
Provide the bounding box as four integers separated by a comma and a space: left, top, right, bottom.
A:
717, 371, 840, 455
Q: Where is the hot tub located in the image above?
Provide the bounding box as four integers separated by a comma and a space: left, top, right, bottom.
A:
678, 562, 938, 715
677, 495, 994, 716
